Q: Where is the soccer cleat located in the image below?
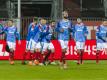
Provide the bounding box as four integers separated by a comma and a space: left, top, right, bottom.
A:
34, 60, 39, 65
59, 62, 63, 69
10, 61, 14, 65
96, 60, 99, 64
50, 62, 57, 65
39, 63, 44, 66
77, 61, 80, 65
28, 61, 33, 66
63, 64, 68, 69
32, 63, 36, 66
81, 61, 84, 64
22, 61, 26, 65
43, 62, 46, 66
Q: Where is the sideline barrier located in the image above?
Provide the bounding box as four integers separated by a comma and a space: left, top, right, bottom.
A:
0, 40, 106, 60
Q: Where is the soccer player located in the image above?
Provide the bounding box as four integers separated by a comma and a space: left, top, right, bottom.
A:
56, 11, 72, 69
34, 18, 50, 65
22, 17, 38, 65
96, 20, 107, 64
72, 18, 88, 65
0, 20, 20, 65
42, 20, 56, 65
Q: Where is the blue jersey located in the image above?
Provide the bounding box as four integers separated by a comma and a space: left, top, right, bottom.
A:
56, 19, 72, 41
45, 25, 55, 42
33, 24, 49, 43
72, 23, 88, 42
0, 26, 20, 43
96, 25, 107, 43
26, 22, 36, 41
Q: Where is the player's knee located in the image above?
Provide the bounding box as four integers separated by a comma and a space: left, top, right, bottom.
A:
77, 49, 81, 54
30, 50, 34, 53
81, 49, 84, 53
105, 48, 107, 54
36, 48, 41, 52
25, 49, 29, 53
51, 49, 54, 53
62, 49, 66, 53
10, 48, 14, 53
96, 50, 100, 54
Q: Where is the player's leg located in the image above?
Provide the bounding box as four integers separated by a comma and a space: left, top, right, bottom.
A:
80, 49, 84, 64
31, 41, 37, 62
50, 52, 54, 63
38, 51, 44, 65
7, 42, 15, 65
76, 42, 81, 64
104, 43, 107, 54
28, 50, 35, 65
76, 49, 81, 64
42, 42, 56, 65
35, 42, 44, 65
59, 40, 65, 69
43, 50, 51, 65
22, 50, 29, 65
34, 48, 40, 65
59, 40, 64, 65
59, 40, 68, 69
80, 42, 85, 64
8, 48, 14, 64
33, 42, 41, 65
96, 50, 101, 64
96, 43, 102, 64
49, 43, 56, 65
62, 48, 67, 69
42, 42, 49, 65
22, 41, 30, 65
105, 48, 107, 55
28, 39, 35, 65
9, 49, 14, 65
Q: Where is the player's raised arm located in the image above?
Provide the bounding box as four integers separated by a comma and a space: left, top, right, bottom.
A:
96, 20, 107, 63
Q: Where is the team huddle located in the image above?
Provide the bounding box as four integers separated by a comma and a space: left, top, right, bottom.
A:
0, 11, 107, 69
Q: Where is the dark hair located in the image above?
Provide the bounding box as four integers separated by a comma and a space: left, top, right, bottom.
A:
8, 19, 14, 23
33, 17, 38, 21
77, 18, 82, 21
49, 20, 55, 23
63, 10, 68, 13
40, 17, 47, 21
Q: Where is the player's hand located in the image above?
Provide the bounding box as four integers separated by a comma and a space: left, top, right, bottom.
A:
84, 34, 87, 37
18, 40, 21, 45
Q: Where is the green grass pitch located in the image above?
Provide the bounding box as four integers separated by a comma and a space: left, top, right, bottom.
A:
0, 60, 107, 80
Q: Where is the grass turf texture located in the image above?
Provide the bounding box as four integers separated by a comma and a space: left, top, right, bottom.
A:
0, 60, 107, 80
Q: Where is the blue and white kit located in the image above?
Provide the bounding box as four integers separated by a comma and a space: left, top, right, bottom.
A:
56, 19, 72, 49
26, 22, 36, 51
36, 24, 52, 52
72, 23, 88, 49
96, 25, 107, 50
0, 25, 20, 50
